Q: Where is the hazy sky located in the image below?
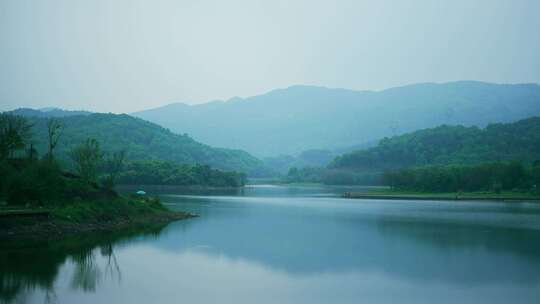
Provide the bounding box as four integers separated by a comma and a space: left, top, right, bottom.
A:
1, 0, 539, 113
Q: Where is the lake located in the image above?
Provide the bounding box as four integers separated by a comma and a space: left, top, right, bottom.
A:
2, 185, 540, 303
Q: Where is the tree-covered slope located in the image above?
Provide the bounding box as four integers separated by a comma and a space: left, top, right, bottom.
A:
134, 81, 540, 156
263, 149, 337, 175
330, 117, 540, 171
21, 113, 265, 175
10, 107, 92, 118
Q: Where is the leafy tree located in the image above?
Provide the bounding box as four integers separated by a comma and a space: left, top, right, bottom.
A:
286, 167, 300, 181
531, 166, 540, 193
0, 114, 33, 159
102, 150, 126, 189
6, 159, 65, 206
69, 138, 103, 183
117, 160, 246, 187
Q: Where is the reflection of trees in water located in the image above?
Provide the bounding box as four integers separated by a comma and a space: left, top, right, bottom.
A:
0, 225, 167, 304
373, 216, 540, 285
44, 289, 57, 304
102, 244, 122, 285
152, 211, 540, 285
0, 245, 61, 304
70, 249, 102, 292
0, 276, 28, 304
375, 216, 540, 260
70, 243, 122, 292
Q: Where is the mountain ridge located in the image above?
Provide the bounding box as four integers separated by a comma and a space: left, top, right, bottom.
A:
138, 81, 540, 110
134, 81, 540, 156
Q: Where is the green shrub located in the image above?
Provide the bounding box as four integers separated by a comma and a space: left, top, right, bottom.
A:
6, 159, 66, 206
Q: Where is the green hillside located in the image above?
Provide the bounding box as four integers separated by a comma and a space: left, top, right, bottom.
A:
331, 117, 540, 171
134, 81, 540, 156
21, 113, 266, 175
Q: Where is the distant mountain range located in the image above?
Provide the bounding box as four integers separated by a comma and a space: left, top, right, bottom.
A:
133, 81, 540, 157
5, 109, 267, 175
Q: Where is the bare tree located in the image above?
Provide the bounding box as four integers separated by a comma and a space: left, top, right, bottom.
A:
46, 118, 64, 161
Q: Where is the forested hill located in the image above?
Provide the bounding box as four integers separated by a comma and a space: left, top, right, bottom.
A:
10, 107, 92, 118
330, 117, 540, 171
134, 81, 540, 156
19, 113, 266, 175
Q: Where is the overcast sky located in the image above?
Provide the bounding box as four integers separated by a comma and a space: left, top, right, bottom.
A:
1, 0, 539, 113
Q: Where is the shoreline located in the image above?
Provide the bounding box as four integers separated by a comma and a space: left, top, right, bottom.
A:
342, 192, 540, 202
0, 196, 198, 241
116, 184, 245, 190
0, 210, 196, 241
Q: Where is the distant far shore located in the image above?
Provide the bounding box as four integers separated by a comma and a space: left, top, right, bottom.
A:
116, 184, 245, 190
342, 190, 540, 202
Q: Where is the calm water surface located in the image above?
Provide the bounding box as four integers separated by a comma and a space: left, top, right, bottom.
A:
2, 185, 540, 303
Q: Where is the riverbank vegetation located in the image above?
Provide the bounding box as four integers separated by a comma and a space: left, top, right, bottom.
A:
0, 196, 193, 240
1, 114, 247, 205
284, 118, 540, 193
381, 162, 540, 194
344, 190, 540, 201
118, 160, 246, 187
0, 114, 199, 239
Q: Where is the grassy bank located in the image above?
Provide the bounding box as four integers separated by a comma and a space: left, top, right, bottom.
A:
0, 196, 196, 240
343, 189, 540, 201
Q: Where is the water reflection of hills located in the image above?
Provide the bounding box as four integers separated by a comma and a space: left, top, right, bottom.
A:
3, 194, 540, 303
0, 225, 166, 304
154, 197, 540, 286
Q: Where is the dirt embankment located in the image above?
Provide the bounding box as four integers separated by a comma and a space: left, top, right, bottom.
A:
0, 211, 197, 241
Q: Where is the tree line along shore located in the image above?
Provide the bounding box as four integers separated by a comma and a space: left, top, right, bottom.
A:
0, 114, 240, 239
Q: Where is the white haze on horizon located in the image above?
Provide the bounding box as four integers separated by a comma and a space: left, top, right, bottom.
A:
1, 0, 539, 113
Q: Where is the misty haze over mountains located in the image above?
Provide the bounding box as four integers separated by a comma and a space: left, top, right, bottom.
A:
3, 2, 540, 303
133, 81, 540, 157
